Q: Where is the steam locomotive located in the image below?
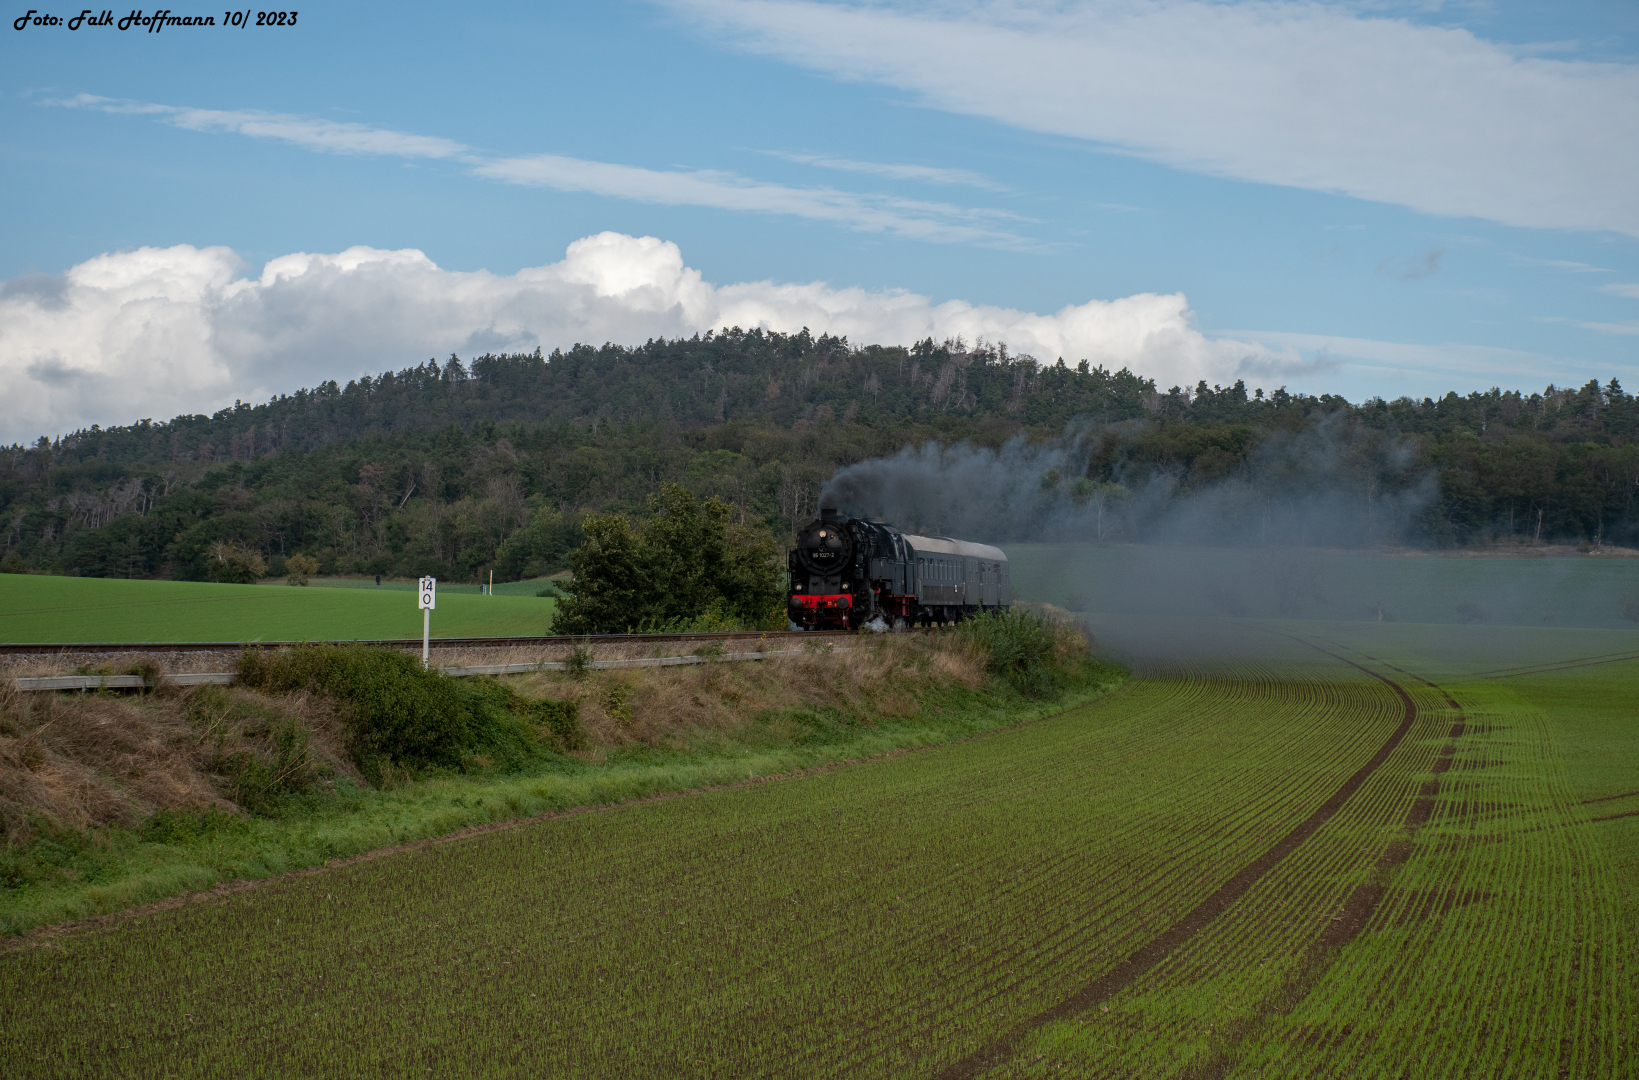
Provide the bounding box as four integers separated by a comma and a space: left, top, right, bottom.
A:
787, 508, 1012, 630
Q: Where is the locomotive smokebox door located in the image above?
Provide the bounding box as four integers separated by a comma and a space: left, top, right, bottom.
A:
795, 516, 854, 576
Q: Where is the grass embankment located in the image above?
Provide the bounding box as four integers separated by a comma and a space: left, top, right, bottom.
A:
0, 616, 1118, 935
0, 574, 558, 642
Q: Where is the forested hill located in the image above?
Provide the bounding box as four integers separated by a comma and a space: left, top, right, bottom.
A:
14, 330, 1165, 466
1, 328, 1636, 583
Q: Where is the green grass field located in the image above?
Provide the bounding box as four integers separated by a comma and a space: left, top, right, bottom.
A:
0, 574, 558, 642
2, 618, 1632, 1076
1003, 542, 1639, 629
300, 575, 564, 597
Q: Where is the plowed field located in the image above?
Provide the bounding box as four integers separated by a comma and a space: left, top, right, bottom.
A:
2, 619, 1633, 1077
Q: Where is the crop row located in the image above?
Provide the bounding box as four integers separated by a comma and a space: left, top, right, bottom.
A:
993, 649, 1451, 1075
996, 649, 1634, 1078
0, 643, 1411, 1077
1233, 677, 1632, 1078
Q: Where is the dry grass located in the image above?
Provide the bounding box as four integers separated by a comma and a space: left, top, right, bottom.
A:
0, 673, 354, 845
505, 633, 993, 754
0, 628, 1073, 844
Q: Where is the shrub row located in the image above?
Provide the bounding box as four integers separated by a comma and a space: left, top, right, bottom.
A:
236, 645, 582, 780
957, 610, 1088, 698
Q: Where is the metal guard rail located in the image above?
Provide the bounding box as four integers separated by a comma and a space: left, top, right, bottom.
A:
12, 647, 842, 691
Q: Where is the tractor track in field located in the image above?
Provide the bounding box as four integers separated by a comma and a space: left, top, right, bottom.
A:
1174, 647, 1470, 1080
1473, 651, 1639, 680
777, 674, 1368, 1076
1582, 789, 1639, 806
934, 638, 1429, 1080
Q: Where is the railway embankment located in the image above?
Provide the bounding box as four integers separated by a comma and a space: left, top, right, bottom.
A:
0, 630, 856, 681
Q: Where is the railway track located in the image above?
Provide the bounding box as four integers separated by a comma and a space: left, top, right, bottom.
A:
0, 629, 861, 656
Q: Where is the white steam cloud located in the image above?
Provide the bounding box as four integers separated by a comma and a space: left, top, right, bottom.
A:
0, 232, 1295, 443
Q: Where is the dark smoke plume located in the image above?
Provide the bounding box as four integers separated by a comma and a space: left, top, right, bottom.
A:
822, 419, 1639, 638
821, 413, 1435, 549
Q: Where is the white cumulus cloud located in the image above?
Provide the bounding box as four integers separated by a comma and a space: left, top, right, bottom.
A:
0, 232, 1293, 443
670, 0, 1639, 236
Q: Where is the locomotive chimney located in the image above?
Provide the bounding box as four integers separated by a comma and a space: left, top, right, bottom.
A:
820, 506, 841, 521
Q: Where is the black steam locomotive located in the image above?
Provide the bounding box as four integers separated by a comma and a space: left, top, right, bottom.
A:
787, 508, 1012, 630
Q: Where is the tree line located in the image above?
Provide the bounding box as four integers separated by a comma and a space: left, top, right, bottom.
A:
1, 330, 1636, 583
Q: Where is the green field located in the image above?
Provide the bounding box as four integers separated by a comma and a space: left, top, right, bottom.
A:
300, 575, 564, 597
0, 575, 558, 643
1004, 543, 1639, 629
2, 617, 1632, 1077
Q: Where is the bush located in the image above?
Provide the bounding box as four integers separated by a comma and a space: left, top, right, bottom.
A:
238, 646, 492, 776
217, 718, 315, 812
522, 694, 585, 752
285, 553, 319, 586
957, 610, 1084, 698
235, 645, 582, 779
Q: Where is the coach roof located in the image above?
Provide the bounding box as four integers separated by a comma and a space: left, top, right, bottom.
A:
900, 534, 1008, 562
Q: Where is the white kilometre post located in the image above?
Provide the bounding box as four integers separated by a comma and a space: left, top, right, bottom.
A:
418, 576, 436, 668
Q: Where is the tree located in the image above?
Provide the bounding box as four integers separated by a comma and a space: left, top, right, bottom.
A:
550, 515, 648, 634
207, 541, 266, 584
286, 553, 319, 586
550, 484, 781, 633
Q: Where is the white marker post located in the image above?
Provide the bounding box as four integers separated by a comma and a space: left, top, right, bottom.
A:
418, 576, 436, 668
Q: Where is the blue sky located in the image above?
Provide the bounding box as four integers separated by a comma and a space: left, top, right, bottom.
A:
2, 1, 1636, 440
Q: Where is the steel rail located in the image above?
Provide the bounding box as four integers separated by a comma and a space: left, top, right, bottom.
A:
13, 647, 850, 691
0, 629, 860, 655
